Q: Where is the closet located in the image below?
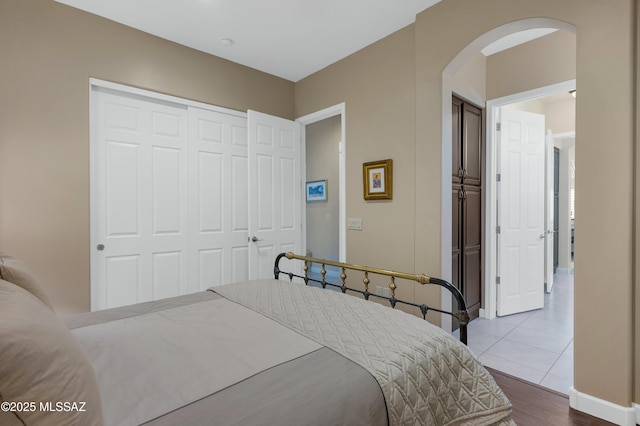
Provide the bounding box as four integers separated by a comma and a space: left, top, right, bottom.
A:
451, 96, 483, 320
90, 80, 302, 311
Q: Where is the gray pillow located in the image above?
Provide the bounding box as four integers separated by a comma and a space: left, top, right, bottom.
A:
0, 280, 103, 425
0, 251, 53, 310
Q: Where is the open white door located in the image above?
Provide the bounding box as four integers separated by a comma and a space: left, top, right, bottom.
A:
544, 130, 555, 293
497, 107, 545, 316
247, 110, 303, 279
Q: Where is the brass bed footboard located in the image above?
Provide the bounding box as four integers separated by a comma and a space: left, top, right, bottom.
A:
274, 252, 470, 345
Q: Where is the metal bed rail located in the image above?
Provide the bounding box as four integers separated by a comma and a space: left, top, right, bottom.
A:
274, 252, 470, 345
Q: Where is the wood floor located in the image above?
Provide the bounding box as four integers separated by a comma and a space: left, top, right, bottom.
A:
486, 368, 616, 426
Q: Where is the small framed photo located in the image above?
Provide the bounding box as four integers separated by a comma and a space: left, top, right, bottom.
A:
363, 159, 392, 200
306, 179, 327, 202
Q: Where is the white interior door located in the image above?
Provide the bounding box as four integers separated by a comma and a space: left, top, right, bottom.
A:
187, 107, 249, 291
247, 110, 302, 279
92, 88, 188, 310
544, 130, 555, 293
497, 107, 546, 316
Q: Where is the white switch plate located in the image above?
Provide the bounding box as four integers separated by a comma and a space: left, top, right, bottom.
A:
347, 218, 362, 230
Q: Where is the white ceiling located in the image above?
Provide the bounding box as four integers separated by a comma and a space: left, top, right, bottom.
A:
54, 0, 555, 82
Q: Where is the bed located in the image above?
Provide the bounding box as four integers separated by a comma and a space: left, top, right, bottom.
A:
0, 251, 513, 426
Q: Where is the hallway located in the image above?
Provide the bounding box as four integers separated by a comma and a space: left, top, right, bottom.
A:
458, 272, 574, 395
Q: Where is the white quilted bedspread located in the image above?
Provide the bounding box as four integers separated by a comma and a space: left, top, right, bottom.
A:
215, 279, 513, 426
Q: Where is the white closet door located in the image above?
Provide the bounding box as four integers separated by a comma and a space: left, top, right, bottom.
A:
92, 84, 304, 309
247, 110, 302, 279
92, 89, 188, 310
187, 107, 249, 291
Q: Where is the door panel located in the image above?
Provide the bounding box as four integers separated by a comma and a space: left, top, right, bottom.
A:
248, 110, 302, 279
463, 249, 481, 317
93, 88, 188, 310
187, 106, 249, 291
463, 103, 482, 186
105, 255, 139, 308
497, 108, 545, 316
452, 98, 463, 184
463, 186, 481, 319
452, 185, 461, 291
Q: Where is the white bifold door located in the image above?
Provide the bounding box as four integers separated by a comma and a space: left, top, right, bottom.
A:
187, 106, 250, 293
496, 107, 546, 316
91, 86, 301, 310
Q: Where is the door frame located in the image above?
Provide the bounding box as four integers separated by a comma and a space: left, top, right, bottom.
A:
549, 130, 576, 276
483, 79, 575, 319
296, 103, 347, 262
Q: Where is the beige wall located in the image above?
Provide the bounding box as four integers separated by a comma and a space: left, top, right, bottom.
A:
508, 96, 576, 135
298, 0, 635, 412
0, 0, 294, 315
305, 116, 341, 264
487, 30, 577, 100
295, 25, 418, 307
295, 25, 417, 279
545, 98, 576, 134
450, 52, 486, 107
416, 0, 633, 410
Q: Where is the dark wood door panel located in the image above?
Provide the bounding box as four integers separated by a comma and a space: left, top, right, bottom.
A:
463, 248, 481, 319
452, 97, 463, 184
463, 102, 482, 186
463, 186, 481, 248
452, 95, 483, 323
452, 253, 460, 291
452, 185, 461, 249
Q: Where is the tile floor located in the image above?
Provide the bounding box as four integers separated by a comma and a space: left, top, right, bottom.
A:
456, 272, 574, 395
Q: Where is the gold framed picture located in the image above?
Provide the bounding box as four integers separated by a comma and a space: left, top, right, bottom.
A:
363, 159, 392, 200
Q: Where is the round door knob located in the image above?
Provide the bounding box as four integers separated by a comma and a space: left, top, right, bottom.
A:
97, 244, 105, 251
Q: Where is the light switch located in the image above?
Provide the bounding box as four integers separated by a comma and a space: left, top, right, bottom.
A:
347, 218, 362, 230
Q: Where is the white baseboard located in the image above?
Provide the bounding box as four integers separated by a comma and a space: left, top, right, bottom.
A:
569, 387, 636, 425
479, 308, 496, 320
555, 267, 574, 275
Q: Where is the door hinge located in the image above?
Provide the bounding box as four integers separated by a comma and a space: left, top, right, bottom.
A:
496, 173, 501, 182
496, 226, 501, 234
496, 276, 501, 284
496, 122, 501, 132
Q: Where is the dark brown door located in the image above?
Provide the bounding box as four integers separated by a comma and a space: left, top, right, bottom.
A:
451, 96, 483, 321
